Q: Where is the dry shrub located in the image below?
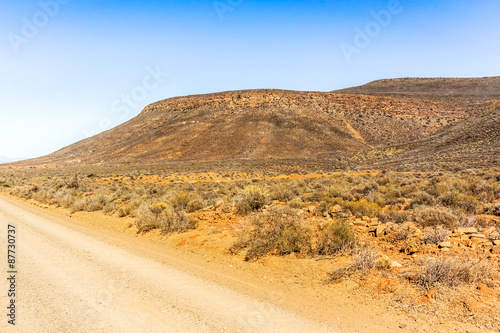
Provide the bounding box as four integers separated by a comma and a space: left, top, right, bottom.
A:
415, 207, 458, 229
327, 185, 354, 201
380, 210, 412, 224
270, 184, 294, 202
136, 202, 197, 234
344, 199, 381, 218
484, 203, 500, 216
169, 191, 194, 210
328, 245, 381, 282
416, 257, 494, 289
103, 202, 118, 214
423, 226, 450, 244
314, 220, 357, 256
0, 179, 13, 188
409, 191, 436, 208
84, 194, 112, 212
186, 198, 204, 212
235, 185, 269, 215
53, 189, 74, 208
230, 206, 308, 261
439, 192, 480, 213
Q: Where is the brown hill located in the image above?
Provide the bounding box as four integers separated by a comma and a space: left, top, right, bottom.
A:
334, 77, 500, 101
363, 101, 500, 169
20, 88, 481, 167
12, 77, 499, 169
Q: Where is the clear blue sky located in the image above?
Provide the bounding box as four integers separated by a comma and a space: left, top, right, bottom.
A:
1, 0, 499, 159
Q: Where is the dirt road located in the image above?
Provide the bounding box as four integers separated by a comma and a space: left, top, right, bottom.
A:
0, 196, 335, 333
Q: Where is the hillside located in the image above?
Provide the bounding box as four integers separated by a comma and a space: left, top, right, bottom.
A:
9, 77, 499, 170
334, 77, 500, 102
363, 101, 500, 169
20, 89, 477, 167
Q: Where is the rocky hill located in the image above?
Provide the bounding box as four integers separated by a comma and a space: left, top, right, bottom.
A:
22, 89, 482, 167
11, 77, 500, 169
364, 101, 500, 169
334, 77, 500, 101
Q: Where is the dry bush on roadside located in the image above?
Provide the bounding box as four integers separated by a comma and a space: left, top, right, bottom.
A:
0, 179, 13, 188
415, 257, 494, 289
328, 245, 381, 282
53, 189, 74, 208
229, 206, 308, 261
423, 226, 450, 244
103, 202, 118, 214
71, 198, 86, 213
314, 220, 357, 256
415, 207, 458, 229
136, 202, 197, 234
235, 185, 269, 215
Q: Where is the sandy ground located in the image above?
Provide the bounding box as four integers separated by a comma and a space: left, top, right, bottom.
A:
0, 195, 492, 333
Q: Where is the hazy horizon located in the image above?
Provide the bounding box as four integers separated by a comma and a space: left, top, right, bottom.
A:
2, 0, 500, 159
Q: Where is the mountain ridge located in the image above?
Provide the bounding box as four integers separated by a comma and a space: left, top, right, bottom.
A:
9, 77, 500, 170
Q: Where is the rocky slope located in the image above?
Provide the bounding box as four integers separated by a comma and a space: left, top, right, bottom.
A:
12, 77, 500, 168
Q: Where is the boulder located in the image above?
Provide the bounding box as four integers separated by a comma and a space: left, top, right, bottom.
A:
456, 227, 477, 234
329, 205, 343, 214
438, 242, 452, 248
353, 219, 365, 227
376, 224, 387, 237
390, 261, 402, 268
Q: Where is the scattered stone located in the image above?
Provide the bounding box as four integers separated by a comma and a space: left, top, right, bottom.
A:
391, 261, 402, 268
470, 233, 486, 239
493, 240, 500, 246
362, 216, 370, 222
307, 205, 316, 215
376, 224, 387, 237
456, 227, 477, 234
438, 242, 452, 248
329, 205, 343, 214
353, 219, 365, 227
490, 231, 500, 240
402, 221, 416, 230
483, 226, 496, 235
